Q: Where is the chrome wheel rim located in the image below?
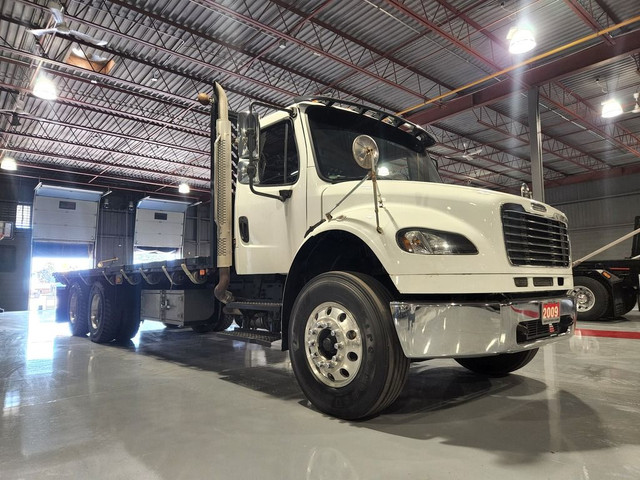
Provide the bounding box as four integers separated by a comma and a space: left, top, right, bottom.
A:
90, 294, 102, 331
304, 302, 363, 388
573, 286, 595, 312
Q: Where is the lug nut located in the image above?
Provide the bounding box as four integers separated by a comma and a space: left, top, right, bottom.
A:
308, 340, 316, 347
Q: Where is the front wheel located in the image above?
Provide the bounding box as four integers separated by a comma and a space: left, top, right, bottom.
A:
572, 276, 609, 321
455, 349, 539, 376
289, 272, 409, 420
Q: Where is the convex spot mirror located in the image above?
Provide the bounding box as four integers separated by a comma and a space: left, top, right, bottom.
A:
352, 135, 379, 170
237, 111, 261, 163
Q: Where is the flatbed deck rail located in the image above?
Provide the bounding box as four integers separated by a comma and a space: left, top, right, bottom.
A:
53, 256, 217, 289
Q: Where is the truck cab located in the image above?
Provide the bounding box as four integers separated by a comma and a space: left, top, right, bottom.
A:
224, 89, 576, 418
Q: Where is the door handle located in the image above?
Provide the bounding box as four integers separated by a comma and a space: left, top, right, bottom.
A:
239, 216, 250, 242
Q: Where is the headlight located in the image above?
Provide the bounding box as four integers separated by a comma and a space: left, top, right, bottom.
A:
396, 228, 478, 255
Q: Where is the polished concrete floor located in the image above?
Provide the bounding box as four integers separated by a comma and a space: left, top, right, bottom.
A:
1, 308, 639, 480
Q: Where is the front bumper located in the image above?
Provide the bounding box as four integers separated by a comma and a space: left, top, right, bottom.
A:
390, 295, 576, 359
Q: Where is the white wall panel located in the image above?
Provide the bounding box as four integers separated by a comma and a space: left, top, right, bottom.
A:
547, 172, 640, 260
32, 197, 98, 243
134, 209, 184, 248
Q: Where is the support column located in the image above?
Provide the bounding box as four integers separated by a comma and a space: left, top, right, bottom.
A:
528, 86, 545, 202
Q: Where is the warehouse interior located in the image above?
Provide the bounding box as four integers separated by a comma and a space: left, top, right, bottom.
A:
1, 1, 639, 478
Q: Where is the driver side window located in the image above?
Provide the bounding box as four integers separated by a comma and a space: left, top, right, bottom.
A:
256, 121, 299, 186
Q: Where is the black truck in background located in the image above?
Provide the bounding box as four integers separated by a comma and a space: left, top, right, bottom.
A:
572, 216, 640, 321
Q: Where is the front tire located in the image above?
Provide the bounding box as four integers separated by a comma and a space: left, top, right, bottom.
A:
573, 276, 609, 321
289, 272, 409, 420
455, 349, 539, 376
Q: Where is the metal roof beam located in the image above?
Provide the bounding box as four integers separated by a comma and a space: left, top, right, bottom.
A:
2, 146, 209, 184
194, 0, 429, 101
407, 28, 640, 124
0, 165, 207, 197
273, 0, 601, 182
1, 130, 209, 177
564, 0, 616, 44
472, 107, 608, 172
0, 113, 207, 156
0, 84, 209, 138
540, 83, 640, 158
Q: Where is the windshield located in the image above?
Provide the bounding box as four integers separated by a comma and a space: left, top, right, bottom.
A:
306, 105, 441, 183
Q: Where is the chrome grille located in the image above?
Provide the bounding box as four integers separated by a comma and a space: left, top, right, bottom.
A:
502, 204, 570, 267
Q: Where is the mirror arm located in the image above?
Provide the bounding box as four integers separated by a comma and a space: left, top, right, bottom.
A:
247, 163, 289, 202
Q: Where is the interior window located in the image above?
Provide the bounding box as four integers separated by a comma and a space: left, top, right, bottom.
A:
257, 121, 299, 186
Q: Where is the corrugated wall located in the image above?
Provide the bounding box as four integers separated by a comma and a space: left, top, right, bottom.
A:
546, 172, 640, 261
0, 177, 37, 311
95, 198, 212, 263
183, 203, 211, 259
96, 208, 135, 266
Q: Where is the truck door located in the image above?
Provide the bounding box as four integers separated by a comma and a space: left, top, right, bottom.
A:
234, 116, 307, 274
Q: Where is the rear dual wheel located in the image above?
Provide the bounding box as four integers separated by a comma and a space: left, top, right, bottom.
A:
68, 282, 89, 337
289, 272, 409, 420
88, 281, 120, 343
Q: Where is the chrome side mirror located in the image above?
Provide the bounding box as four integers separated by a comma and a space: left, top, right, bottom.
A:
237, 111, 260, 163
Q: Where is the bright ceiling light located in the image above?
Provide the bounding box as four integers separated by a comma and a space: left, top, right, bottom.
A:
33, 73, 58, 100
601, 98, 623, 118
1, 157, 17, 171
507, 25, 536, 54
178, 182, 190, 194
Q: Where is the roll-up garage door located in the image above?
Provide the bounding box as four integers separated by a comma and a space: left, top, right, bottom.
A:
134, 198, 189, 249
32, 184, 101, 250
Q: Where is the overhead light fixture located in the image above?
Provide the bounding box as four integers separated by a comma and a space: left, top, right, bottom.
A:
178, 182, 190, 194
633, 93, 640, 114
1, 156, 18, 171
278, 39, 287, 49
10, 112, 21, 127
33, 73, 58, 100
507, 25, 536, 54
601, 98, 623, 118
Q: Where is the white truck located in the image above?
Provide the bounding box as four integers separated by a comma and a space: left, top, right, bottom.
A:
55, 83, 576, 419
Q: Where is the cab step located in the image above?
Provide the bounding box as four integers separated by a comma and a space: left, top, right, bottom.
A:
223, 301, 282, 313
216, 328, 281, 346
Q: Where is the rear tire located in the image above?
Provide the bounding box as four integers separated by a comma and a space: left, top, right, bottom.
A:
116, 287, 141, 341
88, 281, 118, 343
573, 276, 609, 321
455, 349, 538, 376
289, 272, 409, 420
68, 282, 89, 337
